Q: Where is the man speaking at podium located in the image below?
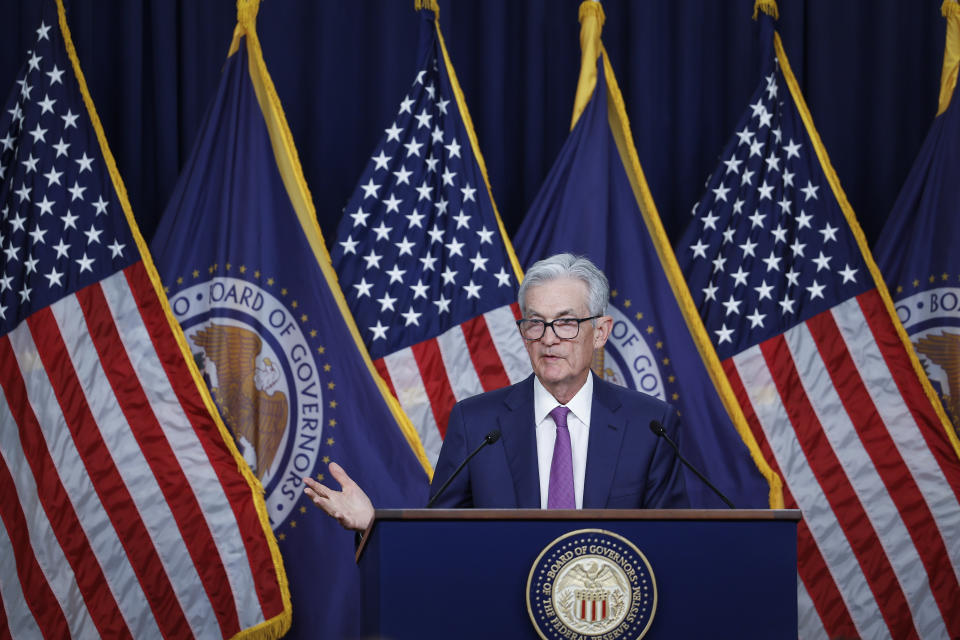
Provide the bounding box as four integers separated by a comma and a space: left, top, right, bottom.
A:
304, 253, 688, 531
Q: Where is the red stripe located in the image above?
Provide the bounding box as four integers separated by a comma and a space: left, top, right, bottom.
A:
410, 338, 457, 438
76, 281, 240, 637
374, 358, 398, 399
27, 306, 191, 639
809, 305, 960, 634
723, 357, 860, 638
759, 334, 916, 638
857, 290, 960, 504
509, 302, 522, 321
123, 262, 284, 619
461, 315, 510, 391
0, 440, 70, 639
0, 336, 129, 639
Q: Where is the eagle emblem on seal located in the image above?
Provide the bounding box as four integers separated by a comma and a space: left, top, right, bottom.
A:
190, 323, 289, 479
913, 330, 960, 424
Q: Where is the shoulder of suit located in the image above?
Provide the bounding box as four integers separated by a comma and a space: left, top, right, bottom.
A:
455, 374, 533, 411
593, 373, 673, 414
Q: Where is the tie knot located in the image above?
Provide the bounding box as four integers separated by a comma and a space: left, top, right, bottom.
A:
549, 405, 571, 429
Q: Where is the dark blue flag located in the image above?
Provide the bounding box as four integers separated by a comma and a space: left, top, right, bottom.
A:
512, 2, 775, 510
875, 3, 960, 433
149, 6, 430, 639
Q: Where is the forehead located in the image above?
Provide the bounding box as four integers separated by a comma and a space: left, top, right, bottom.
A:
523, 277, 590, 316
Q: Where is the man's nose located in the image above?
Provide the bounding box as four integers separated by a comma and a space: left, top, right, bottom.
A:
541, 324, 560, 345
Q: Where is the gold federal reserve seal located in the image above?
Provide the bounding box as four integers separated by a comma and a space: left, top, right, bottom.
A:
527, 529, 657, 640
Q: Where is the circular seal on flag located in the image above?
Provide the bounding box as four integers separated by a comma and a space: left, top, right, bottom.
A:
600, 305, 665, 400
527, 529, 657, 640
169, 276, 323, 530
895, 286, 960, 423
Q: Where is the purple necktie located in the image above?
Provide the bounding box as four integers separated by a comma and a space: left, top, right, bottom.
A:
547, 406, 575, 509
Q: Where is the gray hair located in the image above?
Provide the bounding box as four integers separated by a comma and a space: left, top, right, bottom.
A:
518, 253, 609, 317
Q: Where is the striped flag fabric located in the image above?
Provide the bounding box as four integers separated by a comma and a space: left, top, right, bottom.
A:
331, 0, 529, 464
0, 1, 290, 638
677, 2, 960, 638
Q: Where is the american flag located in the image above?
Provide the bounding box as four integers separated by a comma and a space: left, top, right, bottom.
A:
678, 13, 960, 640
332, 6, 530, 464
0, 2, 288, 638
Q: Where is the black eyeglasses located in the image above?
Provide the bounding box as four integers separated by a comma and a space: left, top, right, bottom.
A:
516, 316, 601, 341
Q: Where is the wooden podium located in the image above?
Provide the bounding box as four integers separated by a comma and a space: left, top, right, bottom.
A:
357, 509, 800, 639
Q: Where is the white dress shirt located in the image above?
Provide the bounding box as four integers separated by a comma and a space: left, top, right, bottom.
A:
534, 373, 592, 509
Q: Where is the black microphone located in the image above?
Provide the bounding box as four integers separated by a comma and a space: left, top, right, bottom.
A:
426, 430, 501, 508
649, 420, 736, 509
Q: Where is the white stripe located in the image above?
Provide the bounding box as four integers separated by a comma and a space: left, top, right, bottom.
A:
0, 452, 45, 640
50, 293, 220, 638
797, 577, 828, 640
99, 271, 264, 627
731, 344, 887, 640
784, 318, 945, 638
436, 324, 484, 401
832, 296, 960, 584
0, 330, 113, 640
484, 305, 532, 384
383, 347, 443, 465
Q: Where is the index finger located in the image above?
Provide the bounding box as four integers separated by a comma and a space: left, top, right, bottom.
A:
303, 476, 325, 494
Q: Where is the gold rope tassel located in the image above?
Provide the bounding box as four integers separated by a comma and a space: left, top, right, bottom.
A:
237, 0, 260, 28
415, 0, 440, 14
228, 0, 260, 55
938, 0, 960, 115
752, 0, 780, 21
570, 1, 606, 129
578, 0, 606, 30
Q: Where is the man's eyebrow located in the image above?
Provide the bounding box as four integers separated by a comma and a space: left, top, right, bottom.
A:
526, 308, 578, 319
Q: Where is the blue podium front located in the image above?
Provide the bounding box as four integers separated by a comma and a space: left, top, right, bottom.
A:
358, 509, 800, 639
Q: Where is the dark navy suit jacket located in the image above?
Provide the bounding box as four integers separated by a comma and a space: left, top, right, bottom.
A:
428, 374, 689, 508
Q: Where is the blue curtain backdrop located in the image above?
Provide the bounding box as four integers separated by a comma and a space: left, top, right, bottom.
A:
0, 1, 944, 247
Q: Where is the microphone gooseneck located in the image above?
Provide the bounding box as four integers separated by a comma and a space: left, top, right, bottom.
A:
426, 429, 501, 508
649, 420, 736, 509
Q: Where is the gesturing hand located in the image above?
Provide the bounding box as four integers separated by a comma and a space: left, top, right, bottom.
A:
303, 463, 375, 532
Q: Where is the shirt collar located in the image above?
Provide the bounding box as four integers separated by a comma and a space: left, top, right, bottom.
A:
533, 372, 594, 427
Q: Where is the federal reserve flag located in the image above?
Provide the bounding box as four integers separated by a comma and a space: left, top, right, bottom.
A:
149, 2, 430, 638
677, 2, 960, 637
0, 1, 290, 638
875, 2, 960, 431
331, 0, 530, 464
512, 1, 776, 510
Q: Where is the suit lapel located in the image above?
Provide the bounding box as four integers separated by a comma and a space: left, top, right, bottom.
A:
499, 376, 540, 508
583, 376, 626, 509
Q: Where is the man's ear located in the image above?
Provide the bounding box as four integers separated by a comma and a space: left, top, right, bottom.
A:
593, 315, 613, 349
